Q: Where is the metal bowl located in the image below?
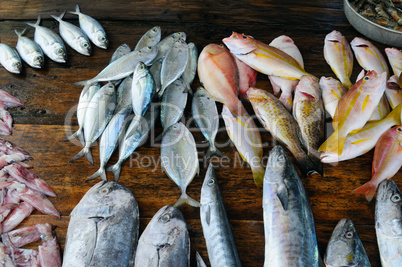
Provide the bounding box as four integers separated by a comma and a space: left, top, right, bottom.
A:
344, 0, 402, 47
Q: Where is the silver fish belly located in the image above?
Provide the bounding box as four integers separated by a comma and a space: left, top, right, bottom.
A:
131, 62, 155, 117
182, 42, 198, 91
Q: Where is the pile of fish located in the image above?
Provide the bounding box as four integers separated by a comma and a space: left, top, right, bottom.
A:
0, 89, 23, 136
0, 5, 107, 74
0, 138, 61, 266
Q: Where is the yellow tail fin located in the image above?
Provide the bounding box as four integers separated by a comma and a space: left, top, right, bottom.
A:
318, 129, 346, 155
251, 164, 265, 188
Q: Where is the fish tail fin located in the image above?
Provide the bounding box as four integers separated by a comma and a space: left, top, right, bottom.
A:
352, 181, 377, 202
14, 28, 27, 37
296, 153, 319, 176
308, 150, 324, 176
63, 129, 82, 142
51, 11, 66, 22
318, 129, 346, 155
72, 80, 91, 86
26, 16, 41, 28
173, 192, 200, 208
86, 167, 107, 182
69, 4, 81, 15
341, 78, 352, 89
251, 164, 265, 188
69, 146, 93, 165
205, 142, 227, 159
384, 103, 401, 124
106, 162, 122, 182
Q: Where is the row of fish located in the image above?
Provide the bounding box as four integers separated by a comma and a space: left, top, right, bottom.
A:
0, 5, 107, 74
0, 138, 61, 266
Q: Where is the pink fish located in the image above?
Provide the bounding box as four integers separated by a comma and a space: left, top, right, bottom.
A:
353, 126, 402, 201
234, 56, 257, 99
2, 202, 34, 233
385, 75, 402, 109
385, 47, 402, 77
319, 76, 346, 118
0, 89, 23, 108
198, 43, 245, 116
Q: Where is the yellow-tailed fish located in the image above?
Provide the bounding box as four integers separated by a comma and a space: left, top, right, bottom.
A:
269, 35, 304, 111
351, 37, 391, 121
198, 44, 245, 116
385, 75, 402, 109
385, 47, 402, 77
321, 104, 402, 163
319, 76, 346, 118
246, 87, 317, 175
353, 125, 402, 202
319, 70, 387, 155
221, 104, 264, 187
222, 32, 310, 80
323, 30, 353, 89
293, 75, 325, 175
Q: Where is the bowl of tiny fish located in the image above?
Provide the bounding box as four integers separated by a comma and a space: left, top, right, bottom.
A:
345, 0, 402, 47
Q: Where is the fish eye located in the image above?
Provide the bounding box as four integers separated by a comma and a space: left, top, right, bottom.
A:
99, 187, 109, 194
344, 231, 354, 239
207, 179, 215, 186
152, 27, 157, 32
391, 194, 401, 203
397, 127, 402, 133
278, 155, 285, 161
147, 46, 152, 50
219, 44, 224, 48
100, 36, 106, 41
83, 43, 89, 48
364, 76, 369, 81
242, 35, 247, 39
58, 49, 63, 54
161, 214, 171, 223
35, 56, 42, 61
172, 125, 178, 129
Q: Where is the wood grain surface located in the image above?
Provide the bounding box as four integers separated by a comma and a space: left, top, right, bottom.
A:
0, 0, 401, 266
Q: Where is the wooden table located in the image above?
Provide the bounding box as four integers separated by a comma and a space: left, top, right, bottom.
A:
0, 0, 400, 266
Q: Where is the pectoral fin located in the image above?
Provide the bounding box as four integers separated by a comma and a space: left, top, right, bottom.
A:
276, 182, 289, 211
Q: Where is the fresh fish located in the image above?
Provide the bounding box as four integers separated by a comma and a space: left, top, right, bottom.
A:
263, 146, 321, 266
385, 47, 402, 77
69, 83, 116, 165
135, 205, 190, 267
385, 75, 402, 108
222, 32, 310, 80
319, 71, 387, 155
107, 106, 157, 181
151, 32, 186, 63
26, 16, 67, 63
323, 30, 354, 89
69, 5, 108, 49
269, 35, 304, 110
74, 46, 158, 86
51, 12, 91, 56
200, 163, 242, 267
351, 37, 390, 121
182, 42, 198, 91
198, 43, 245, 116
247, 87, 317, 176
321, 104, 402, 163
324, 219, 371, 267
149, 58, 163, 96
196, 252, 207, 267
109, 44, 131, 64
234, 56, 257, 99
131, 62, 155, 116
65, 82, 101, 142
134, 26, 161, 51
375, 179, 402, 267
161, 122, 200, 207
222, 105, 265, 187
160, 40, 188, 95
192, 87, 225, 159
0, 43, 21, 74
319, 76, 346, 118
14, 28, 44, 69
115, 76, 133, 114
63, 181, 139, 267
293, 75, 325, 175
161, 79, 188, 133
0, 90, 23, 107
353, 125, 402, 201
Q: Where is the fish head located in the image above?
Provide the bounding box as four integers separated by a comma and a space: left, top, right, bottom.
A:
173, 39, 188, 51
172, 32, 186, 42
246, 87, 269, 104
50, 44, 66, 63
149, 26, 161, 42
269, 35, 294, 48
265, 146, 290, 183
200, 163, 220, 204
319, 76, 344, 93
295, 75, 320, 100
133, 62, 149, 81
350, 37, 372, 50
358, 70, 387, 94
5, 59, 22, 74
375, 179, 402, 236
385, 47, 402, 61
76, 36, 91, 56
138, 45, 159, 60
92, 30, 108, 49
30, 53, 44, 68
325, 30, 345, 45
324, 219, 362, 267
222, 32, 257, 55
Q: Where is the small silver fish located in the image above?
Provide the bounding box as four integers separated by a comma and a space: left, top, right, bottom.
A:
182, 42, 198, 91
151, 32, 186, 64
135, 205, 190, 267
192, 87, 225, 159
160, 40, 189, 94
109, 43, 131, 64
26, 16, 67, 63
14, 28, 44, 69
51, 12, 91, 56
161, 79, 188, 133
134, 26, 161, 51
200, 163, 242, 267
115, 76, 133, 113
161, 122, 200, 207
131, 62, 155, 117
0, 43, 22, 74
69, 5, 108, 49
150, 58, 163, 97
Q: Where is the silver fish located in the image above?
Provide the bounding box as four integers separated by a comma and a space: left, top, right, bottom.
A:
132, 62, 155, 116
150, 58, 163, 97
107, 106, 158, 181
134, 205, 190, 267
115, 76, 133, 113
192, 87, 225, 159
26, 16, 67, 63
324, 218, 371, 267
151, 32, 186, 64
161, 122, 200, 207
375, 179, 402, 267
134, 26, 161, 51
14, 28, 44, 69
200, 163, 242, 267
69, 82, 116, 165
0, 43, 21, 74
182, 42, 198, 91
161, 79, 188, 133
69, 5, 108, 49
109, 44, 131, 64
63, 181, 139, 267
74, 46, 158, 86
263, 145, 321, 266
160, 40, 188, 94
51, 12, 91, 56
